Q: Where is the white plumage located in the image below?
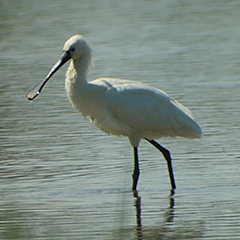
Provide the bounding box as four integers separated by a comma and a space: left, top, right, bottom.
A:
27, 34, 202, 191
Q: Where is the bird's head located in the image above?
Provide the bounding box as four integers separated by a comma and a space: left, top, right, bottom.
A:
27, 35, 91, 100
62, 35, 91, 61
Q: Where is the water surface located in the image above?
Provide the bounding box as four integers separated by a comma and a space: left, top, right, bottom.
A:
1, 0, 240, 239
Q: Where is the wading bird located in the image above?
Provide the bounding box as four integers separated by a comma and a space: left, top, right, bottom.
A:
27, 35, 202, 191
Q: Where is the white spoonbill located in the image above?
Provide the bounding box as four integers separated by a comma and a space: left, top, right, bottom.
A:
27, 35, 202, 191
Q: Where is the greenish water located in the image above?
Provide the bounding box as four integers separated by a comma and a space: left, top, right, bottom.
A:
1, 0, 240, 239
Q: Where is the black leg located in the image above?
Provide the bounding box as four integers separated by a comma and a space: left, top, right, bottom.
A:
145, 138, 176, 190
132, 147, 140, 190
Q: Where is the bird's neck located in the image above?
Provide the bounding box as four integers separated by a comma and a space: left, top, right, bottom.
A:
72, 52, 92, 83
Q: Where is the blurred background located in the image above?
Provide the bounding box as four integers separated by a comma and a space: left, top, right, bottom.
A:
1, 0, 240, 239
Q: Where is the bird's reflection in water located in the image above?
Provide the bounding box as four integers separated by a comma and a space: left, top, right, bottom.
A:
165, 189, 175, 223
133, 190, 142, 239
132, 190, 175, 240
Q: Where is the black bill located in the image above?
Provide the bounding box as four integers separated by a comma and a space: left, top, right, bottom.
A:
27, 51, 71, 100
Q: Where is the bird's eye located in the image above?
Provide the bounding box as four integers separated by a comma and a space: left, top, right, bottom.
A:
70, 47, 75, 52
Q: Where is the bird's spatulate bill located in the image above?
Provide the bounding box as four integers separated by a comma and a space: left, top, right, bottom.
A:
27, 78, 48, 100
27, 52, 70, 101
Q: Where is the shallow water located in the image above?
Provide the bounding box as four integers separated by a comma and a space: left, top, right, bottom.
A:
1, 0, 240, 239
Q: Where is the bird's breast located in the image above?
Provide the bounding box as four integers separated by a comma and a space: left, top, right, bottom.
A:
65, 76, 106, 120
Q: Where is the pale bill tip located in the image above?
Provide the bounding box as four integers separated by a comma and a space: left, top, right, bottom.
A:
27, 91, 39, 101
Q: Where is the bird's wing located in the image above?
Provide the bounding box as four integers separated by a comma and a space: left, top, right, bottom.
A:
103, 79, 201, 138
